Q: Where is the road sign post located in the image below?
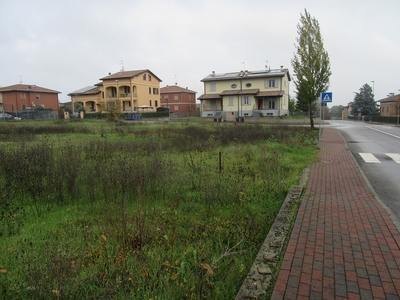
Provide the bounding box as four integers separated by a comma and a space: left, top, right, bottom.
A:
319, 92, 333, 140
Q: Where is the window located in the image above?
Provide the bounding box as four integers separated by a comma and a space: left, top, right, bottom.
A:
143, 74, 147, 80
35, 94, 40, 100
269, 99, 276, 109
149, 87, 151, 94
124, 86, 130, 94
149, 100, 152, 106
164, 95, 168, 100
265, 79, 276, 88
20, 93, 26, 99
245, 83, 252, 88
231, 84, 237, 89
242, 96, 250, 105
174, 94, 178, 100
148, 75, 151, 81
229, 96, 234, 106
22, 104, 26, 110
174, 105, 179, 111
153, 88, 158, 95
210, 82, 216, 91
155, 100, 158, 107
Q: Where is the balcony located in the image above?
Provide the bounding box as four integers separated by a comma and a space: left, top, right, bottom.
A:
202, 105, 222, 111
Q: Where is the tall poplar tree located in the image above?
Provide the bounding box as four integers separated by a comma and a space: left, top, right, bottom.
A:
292, 9, 332, 128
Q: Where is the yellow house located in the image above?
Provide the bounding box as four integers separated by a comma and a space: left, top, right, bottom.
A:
198, 67, 290, 119
69, 69, 162, 113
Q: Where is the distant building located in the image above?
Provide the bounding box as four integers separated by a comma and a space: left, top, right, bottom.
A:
68, 86, 101, 112
198, 67, 291, 119
377, 94, 400, 117
69, 69, 162, 113
0, 84, 60, 113
341, 102, 354, 120
160, 84, 197, 116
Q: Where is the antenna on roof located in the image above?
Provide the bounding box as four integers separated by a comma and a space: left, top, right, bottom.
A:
19, 75, 23, 84
120, 60, 124, 72
264, 60, 268, 69
175, 75, 177, 85
241, 62, 245, 71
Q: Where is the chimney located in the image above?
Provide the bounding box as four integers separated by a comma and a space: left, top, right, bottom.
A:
211, 71, 215, 77
280, 65, 283, 71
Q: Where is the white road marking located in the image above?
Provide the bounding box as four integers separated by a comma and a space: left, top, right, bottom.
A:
385, 153, 400, 164
359, 153, 381, 163
366, 126, 400, 139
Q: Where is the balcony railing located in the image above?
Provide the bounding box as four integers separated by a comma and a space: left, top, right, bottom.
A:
202, 105, 222, 111
107, 93, 137, 98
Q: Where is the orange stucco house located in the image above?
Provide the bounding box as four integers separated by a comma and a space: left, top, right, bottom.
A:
69, 69, 162, 113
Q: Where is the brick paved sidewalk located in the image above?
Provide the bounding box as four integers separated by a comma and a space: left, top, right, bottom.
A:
271, 128, 400, 299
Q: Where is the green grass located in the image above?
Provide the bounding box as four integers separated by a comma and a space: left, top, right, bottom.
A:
0, 120, 318, 299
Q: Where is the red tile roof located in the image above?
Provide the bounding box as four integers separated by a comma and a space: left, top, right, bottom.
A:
198, 94, 222, 100
0, 84, 60, 94
160, 85, 196, 94
220, 89, 259, 95
99, 69, 162, 82
377, 94, 400, 103
255, 91, 284, 97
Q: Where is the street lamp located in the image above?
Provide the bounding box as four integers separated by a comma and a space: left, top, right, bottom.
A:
237, 70, 247, 122
397, 90, 400, 126
166, 96, 170, 118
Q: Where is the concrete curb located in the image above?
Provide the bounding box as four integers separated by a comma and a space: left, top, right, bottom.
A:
235, 168, 310, 299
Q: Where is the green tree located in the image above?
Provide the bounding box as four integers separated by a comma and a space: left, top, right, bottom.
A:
100, 100, 122, 121
292, 9, 332, 128
351, 84, 378, 116
295, 94, 316, 116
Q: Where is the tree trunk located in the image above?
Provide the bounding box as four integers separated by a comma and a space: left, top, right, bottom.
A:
308, 103, 314, 128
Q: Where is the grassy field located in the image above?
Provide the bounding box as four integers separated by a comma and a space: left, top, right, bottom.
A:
0, 120, 318, 299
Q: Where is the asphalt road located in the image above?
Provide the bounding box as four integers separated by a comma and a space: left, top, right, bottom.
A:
326, 120, 400, 222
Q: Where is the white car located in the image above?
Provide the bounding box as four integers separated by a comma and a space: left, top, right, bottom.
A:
0, 113, 22, 120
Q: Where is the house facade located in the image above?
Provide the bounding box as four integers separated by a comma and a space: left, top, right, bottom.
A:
198, 67, 291, 119
0, 84, 60, 113
69, 69, 162, 113
377, 94, 400, 117
160, 84, 197, 116
68, 86, 101, 112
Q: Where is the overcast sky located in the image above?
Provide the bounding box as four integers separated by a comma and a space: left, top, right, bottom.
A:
1, 0, 399, 107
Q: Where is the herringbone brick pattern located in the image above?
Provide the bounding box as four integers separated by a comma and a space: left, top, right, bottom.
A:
271, 128, 400, 299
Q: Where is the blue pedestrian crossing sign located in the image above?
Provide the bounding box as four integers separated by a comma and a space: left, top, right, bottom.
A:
321, 92, 332, 103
